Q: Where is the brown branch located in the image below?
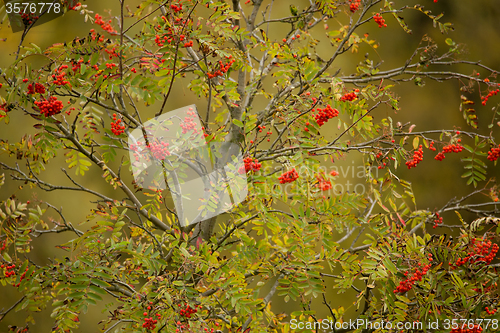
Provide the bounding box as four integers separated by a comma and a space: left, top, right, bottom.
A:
0, 162, 115, 205
122, 0, 171, 35
155, 1, 199, 117
0, 296, 26, 321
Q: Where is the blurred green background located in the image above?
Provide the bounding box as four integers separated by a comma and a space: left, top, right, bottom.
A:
1, 0, 500, 331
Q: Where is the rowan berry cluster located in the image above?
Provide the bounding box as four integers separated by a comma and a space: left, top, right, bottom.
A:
481, 89, 499, 106
142, 302, 161, 331
393, 253, 433, 293
155, 33, 172, 47
429, 141, 436, 151
155, 16, 191, 47
201, 126, 209, 139
52, 65, 69, 86
69, 2, 82, 10
0, 240, 6, 251
146, 141, 171, 160
434, 140, 464, 161
373, 13, 387, 28
405, 145, 423, 169
142, 316, 158, 330
432, 212, 443, 229
378, 163, 388, 170
89, 64, 111, 81
279, 169, 299, 184
241, 157, 261, 173
130, 139, 172, 162
316, 173, 332, 191
314, 105, 339, 126
174, 304, 218, 332
171, 2, 183, 13
111, 113, 125, 136
256, 124, 272, 140
449, 239, 499, 270
14, 267, 30, 288
340, 89, 359, 102
485, 307, 497, 315
1, 263, 16, 278
375, 151, 394, 169
34, 96, 64, 117
20, 9, 39, 26
449, 325, 483, 333
179, 303, 199, 319
442, 141, 464, 153
89, 28, 107, 43
95, 13, 117, 34
207, 57, 235, 79
349, 0, 361, 13
27, 82, 46, 95
176, 321, 191, 333
468, 239, 498, 265
487, 145, 500, 162
0, 103, 7, 118
302, 122, 311, 132
71, 58, 87, 72
180, 110, 200, 134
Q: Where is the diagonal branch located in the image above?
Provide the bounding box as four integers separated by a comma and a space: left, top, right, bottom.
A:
54, 121, 172, 233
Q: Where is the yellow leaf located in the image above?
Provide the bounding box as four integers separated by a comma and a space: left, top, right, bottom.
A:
412, 137, 420, 150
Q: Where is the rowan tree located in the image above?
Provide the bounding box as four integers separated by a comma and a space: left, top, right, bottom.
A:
0, 0, 499, 332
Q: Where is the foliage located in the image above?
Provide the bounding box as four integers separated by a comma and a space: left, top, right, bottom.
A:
0, 0, 500, 332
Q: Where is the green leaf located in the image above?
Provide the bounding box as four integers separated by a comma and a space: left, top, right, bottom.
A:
91, 279, 111, 288
89, 285, 107, 295
68, 284, 88, 290
461, 171, 472, 178
87, 292, 103, 302
91, 52, 100, 66
383, 257, 397, 274
70, 276, 90, 284
30, 43, 41, 53
232, 119, 244, 128
86, 298, 97, 305
2, 252, 12, 262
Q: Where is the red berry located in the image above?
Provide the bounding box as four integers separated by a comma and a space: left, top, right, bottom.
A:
373, 13, 387, 28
